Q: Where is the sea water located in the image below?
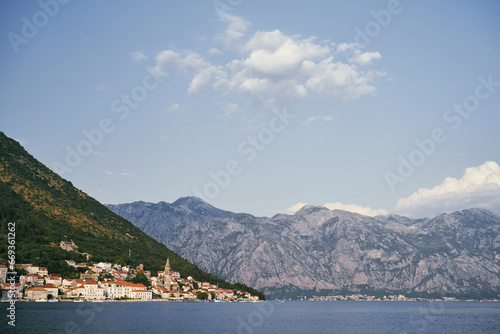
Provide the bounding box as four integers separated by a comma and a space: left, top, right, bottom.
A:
2, 300, 499, 333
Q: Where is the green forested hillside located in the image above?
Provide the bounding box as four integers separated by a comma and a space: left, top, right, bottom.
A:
0, 132, 263, 299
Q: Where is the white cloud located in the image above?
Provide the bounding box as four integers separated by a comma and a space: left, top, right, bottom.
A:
155, 50, 208, 71
220, 102, 244, 119
168, 103, 182, 112
103, 170, 135, 177
301, 57, 383, 100
220, 12, 251, 50
336, 43, 357, 53
159, 134, 170, 141
304, 115, 333, 125
283, 202, 309, 214
152, 50, 226, 94
209, 48, 222, 55
336, 43, 381, 66
95, 84, 108, 91
353, 51, 382, 66
282, 201, 388, 217
188, 65, 226, 94
323, 202, 389, 217
152, 14, 384, 105
130, 51, 148, 61
394, 161, 500, 218
279, 162, 500, 219
241, 30, 329, 77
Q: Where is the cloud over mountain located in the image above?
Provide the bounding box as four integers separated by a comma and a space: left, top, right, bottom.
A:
283, 202, 309, 214
282, 161, 500, 219
323, 202, 389, 217
394, 161, 500, 218
284, 201, 388, 217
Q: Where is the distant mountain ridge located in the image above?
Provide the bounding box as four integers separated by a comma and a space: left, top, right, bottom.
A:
107, 198, 500, 299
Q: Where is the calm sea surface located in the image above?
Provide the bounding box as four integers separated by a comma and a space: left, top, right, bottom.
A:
1, 301, 499, 333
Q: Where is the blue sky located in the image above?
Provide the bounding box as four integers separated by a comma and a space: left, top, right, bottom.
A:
1, 0, 499, 218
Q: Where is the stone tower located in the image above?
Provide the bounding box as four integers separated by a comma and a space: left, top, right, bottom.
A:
164, 258, 171, 290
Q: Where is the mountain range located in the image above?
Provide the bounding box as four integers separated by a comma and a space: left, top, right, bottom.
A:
0, 132, 263, 299
107, 198, 500, 299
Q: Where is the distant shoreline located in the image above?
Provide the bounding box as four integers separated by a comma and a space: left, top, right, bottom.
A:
1, 299, 262, 303
3, 299, 498, 303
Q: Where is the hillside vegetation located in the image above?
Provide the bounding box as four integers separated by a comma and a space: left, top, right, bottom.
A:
0, 132, 263, 299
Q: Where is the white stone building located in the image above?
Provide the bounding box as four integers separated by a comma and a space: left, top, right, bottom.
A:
130, 289, 152, 300
101, 282, 147, 299
0, 265, 7, 284
1, 283, 23, 300
45, 275, 63, 287
26, 287, 48, 301
26, 265, 39, 275
40, 284, 59, 298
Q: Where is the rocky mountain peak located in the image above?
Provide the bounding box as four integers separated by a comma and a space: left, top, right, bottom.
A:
172, 196, 208, 207
294, 204, 331, 216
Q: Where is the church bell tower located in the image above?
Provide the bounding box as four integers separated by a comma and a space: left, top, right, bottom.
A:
164, 258, 171, 290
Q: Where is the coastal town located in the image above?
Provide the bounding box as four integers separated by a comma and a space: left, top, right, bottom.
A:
0, 242, 261, 302
305, 294, 500, 302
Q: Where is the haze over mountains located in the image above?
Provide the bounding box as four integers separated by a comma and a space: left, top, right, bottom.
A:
108, 197, 500, 299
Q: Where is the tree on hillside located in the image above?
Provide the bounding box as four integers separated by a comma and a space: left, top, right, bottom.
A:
197, 292, 208, 300
131, 272, 150, 287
